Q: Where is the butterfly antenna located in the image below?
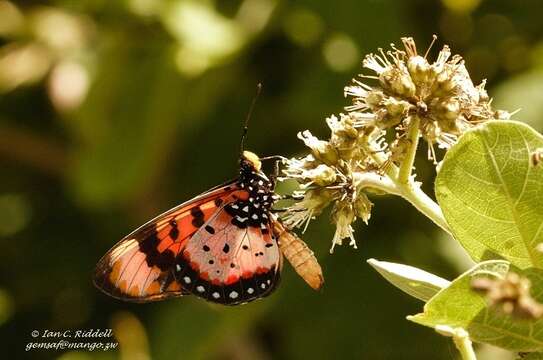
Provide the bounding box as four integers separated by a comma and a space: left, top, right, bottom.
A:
240, 83, 263, 155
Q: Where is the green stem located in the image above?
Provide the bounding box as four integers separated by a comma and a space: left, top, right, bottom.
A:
361, 136, 451, 234
397, 181, 451, 234
453, 334, 477, 360
355, 172, 451, 234
398, 115, 421, 184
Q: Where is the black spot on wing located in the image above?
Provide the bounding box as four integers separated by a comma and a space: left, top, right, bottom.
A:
169, 226, 179, 240
190, 207, 204, 218
192, 217, 205, 228
191, 206, 205, 228
205, 225, 215, 234
139, 230, 176, 271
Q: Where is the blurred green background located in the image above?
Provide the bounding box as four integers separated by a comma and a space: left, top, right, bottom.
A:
1, 0, 543, 359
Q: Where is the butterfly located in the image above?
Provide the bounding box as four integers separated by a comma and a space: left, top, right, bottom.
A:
93, 150, 323, 305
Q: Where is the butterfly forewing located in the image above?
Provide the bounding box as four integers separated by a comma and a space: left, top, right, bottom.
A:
93, 182, 246, 302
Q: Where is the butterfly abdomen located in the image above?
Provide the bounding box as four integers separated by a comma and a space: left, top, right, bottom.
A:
272, 221, 324, 291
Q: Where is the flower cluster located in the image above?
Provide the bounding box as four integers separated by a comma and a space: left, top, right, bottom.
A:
345, 36, 510, 163
281, 36, 509, 252
282, 113, 378, 253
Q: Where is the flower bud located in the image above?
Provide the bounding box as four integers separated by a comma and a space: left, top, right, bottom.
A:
407, 55, 431, 85
307, 164, 337, 186
431, 69, 457, 98
298, 130, 339, 165
330, 200, 357, 253
365, 90, 385, 109
380, 68, 416, 99
433, 98, 460, 132
282, 188, 335, 230
354, 192, 373, 224
386, 97, 410, 116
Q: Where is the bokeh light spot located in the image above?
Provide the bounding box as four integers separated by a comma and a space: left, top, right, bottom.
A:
0, 194, 31, 237
439, 12, 473, 45
48, 60, 90, 112
441, 0, 482, 13
125, 0, 161, 17
112, 311, 150, 360
0, 288, 14, 326
237, 0, 277, 35
322, 33, 359, 72
0, 43, 51, 92
0, 1, 24, 36
29, 7, 89, 52
283, 7, 324, 47
464, 46, 498, 83
500, 36, 530, 73
164, 1, 244, 76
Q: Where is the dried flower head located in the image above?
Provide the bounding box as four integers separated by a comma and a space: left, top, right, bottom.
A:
471, 272, 543, 320
531, 148, 543, 167
345, 36, 509, 163
282, 113, 379, 252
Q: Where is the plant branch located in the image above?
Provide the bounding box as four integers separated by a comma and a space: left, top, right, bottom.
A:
355, 172, 451, 234
397, 181, 451, 234
452, 333, 477, 360
435, 326, 477, 360
398, 115, 420, 184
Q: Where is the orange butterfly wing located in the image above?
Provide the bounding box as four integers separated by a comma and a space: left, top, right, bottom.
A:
93, 182, 248, 302
180, 208, 282, 305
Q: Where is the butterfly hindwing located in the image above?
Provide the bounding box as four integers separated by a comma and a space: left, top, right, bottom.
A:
178, 208, 282, 305
93, 183, 249, 302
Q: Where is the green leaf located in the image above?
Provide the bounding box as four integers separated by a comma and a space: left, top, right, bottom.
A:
408, 260, 543, 352
367, 258, 450, 301
436, 120, 543, 269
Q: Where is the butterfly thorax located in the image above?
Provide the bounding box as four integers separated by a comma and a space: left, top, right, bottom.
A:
224, 161, 275, 232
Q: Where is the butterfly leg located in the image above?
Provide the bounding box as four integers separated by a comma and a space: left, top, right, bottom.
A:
268, 158, 284, 189
271, 207, 306, 213
260, 155, 289, 162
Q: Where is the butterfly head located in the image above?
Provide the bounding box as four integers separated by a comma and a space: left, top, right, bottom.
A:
240, 151, 262, 172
